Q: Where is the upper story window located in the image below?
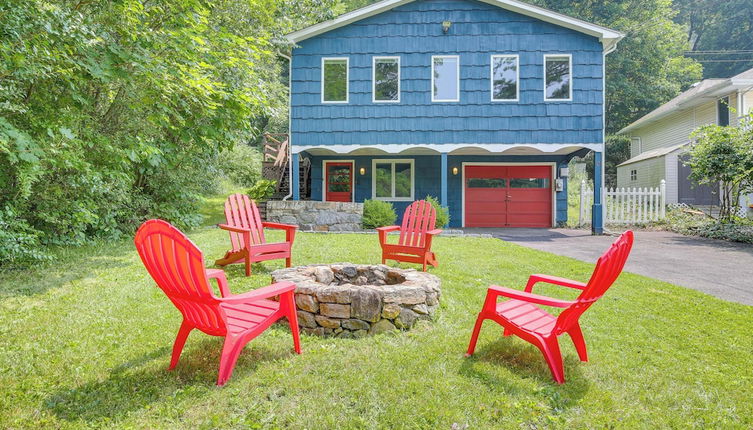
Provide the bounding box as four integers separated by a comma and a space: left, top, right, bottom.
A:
491, 55, 519, 101
321, 58, 348, 103
544, 54, 572, 101
372, 159, 414, 201
717, 97, 730, 126
432, 55, 459, 102
630, 137, 642, 156
373, 57, 400, 103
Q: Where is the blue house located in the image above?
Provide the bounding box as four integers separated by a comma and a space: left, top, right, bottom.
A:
284, 0, 623, 232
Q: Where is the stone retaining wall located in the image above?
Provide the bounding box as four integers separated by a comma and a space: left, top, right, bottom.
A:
266, 200, 363, 232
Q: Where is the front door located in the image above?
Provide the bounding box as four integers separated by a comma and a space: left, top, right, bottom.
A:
325, 162, 353, 202
464, 165, 553, 227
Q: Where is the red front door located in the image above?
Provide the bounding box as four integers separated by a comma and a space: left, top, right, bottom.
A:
464, 165, 552, 227
325, 162, 353, 202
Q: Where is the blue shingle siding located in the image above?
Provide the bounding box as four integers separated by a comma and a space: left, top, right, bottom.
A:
290, 0, 604, 149
310, 154, 569, 227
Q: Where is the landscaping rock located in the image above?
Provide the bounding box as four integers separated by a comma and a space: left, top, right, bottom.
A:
313, 266, 334, 284
412, 304, 429, 315
382, 285, 426, 305
395, 308, 418, 329
295, 294, 318, 313
297, 310, 317, 328
350, 287, 382, 322
319, 303, 351, 318
315, 315, 341, 329
369, 319, 397, 335
316, 284, 352, 303
381, 303, 401, 319
342, 319, 370, 331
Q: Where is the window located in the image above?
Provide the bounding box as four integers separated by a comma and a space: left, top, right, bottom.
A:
321, 58, 348, 103
372, 159, 414, 200
544, 54, 572, 101
491, 55, 519, 101
510, 178, 550, 188
630, 137, 642, 156
432, 56, 459, 102
373, 57, 400, 102
467, 178, 506, 188
630, 170, 637, 181
718, 97, 730, 126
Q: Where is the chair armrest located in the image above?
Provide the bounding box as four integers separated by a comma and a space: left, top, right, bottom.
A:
524, 274, 586, 293
262, 222, 298, 231
488, 285, 574, 308
376, 226, 400, 233
426, 229, 443, 236
217, 223, 252, 234
219, 282, 297, 304
206, 268, 230, 297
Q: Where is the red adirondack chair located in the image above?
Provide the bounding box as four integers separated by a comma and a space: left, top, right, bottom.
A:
215, 193, 297, 276
134, 219, 301, 386
465, 231, 634, 384
377, 200, 442, 271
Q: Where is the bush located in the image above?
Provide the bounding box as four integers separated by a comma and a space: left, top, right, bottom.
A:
662, 206, 753, 244
424, 195, 450, 228
362, 199, 397, 229
247, 179, 277, 202
218, 144, 262, 187
0, 206, 49, 266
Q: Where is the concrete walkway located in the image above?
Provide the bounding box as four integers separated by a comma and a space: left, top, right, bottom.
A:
464, 228, 753, 306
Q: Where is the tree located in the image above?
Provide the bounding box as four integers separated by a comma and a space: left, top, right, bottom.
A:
688, 115, 753, 221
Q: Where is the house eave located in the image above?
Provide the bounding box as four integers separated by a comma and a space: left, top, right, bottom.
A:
292, 143, 601, 155
285, 0, 623, 49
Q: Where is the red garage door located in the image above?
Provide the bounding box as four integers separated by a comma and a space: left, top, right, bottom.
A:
464, 165, 552, 228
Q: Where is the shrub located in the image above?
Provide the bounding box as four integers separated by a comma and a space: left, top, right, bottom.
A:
247, 179, 277, 202
218, 144, 263, 187
0, 206, 49, 266
662, 206, 753, 244
362, 199, 397, 229
425, 195, 450, 228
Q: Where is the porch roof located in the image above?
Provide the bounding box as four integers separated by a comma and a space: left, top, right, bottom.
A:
293, 143, 600, 156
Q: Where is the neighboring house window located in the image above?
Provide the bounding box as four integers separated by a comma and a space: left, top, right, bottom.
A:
372, 159, 414, 201
491, 55, 519, 101
544, 54, 572, 101
432, 55, 459, 102
717, 97, 730, 126
321, 58, 348, 103
373, 57, 400, 103
630, 169, 637, 181
631, 137, 642, 156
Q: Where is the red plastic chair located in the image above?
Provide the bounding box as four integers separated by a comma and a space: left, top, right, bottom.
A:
377, 200, 442, 271
466, 231, 634, 383
134, 219, 301, 386
215, 193, 297, 276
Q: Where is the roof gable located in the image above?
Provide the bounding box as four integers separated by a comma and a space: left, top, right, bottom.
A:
285, 0, 623, 51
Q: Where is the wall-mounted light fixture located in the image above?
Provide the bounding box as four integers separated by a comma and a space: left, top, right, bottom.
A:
359, 167, 366, 175
442, 21, 452, 34
452, 166, 459, 175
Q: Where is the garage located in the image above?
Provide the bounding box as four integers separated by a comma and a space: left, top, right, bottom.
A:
464, 164, 553, 228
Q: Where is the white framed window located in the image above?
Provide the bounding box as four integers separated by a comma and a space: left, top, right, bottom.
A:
372, 159, 414, 201
544, 54, 572, 101
490, 55, 519, 101
373, 56, 400, 103
431, 55, 459, 102
321, 57, 349, 103
630, 169, 637, 181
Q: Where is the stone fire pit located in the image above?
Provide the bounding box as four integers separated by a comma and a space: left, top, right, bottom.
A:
271, 263, 441, 338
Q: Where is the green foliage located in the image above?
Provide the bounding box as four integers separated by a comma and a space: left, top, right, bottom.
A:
0, 206, 49, 266
218, 144, 262, 187
362, 199, 397, 229
247, 179, 277, 202
0, 0, 336, 264
424, 195, 450, 228
688, 114, 753, 221
663, 207, 753, 244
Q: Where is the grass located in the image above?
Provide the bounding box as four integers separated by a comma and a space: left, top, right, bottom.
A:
1, 197, 752, 429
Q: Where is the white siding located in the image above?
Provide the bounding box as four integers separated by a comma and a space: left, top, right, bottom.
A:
664, 152, 679, 204
616, 156, 665, 189
743, 90, 753, 117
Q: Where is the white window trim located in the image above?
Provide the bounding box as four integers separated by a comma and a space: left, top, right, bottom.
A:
371, 159, 415, 201
543, 54, 573, 102
321, 57, 349, 104
431, 55, 460, 103
490, 54, 520, 102
631, 136, 642, 155
372, 56, 400, 103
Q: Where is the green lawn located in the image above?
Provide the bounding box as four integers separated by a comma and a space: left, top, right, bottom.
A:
1, 200, 752, 428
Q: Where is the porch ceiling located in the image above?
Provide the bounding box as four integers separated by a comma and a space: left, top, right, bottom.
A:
294, 143, 600, 156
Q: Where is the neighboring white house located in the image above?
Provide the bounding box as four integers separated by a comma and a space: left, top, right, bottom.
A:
616, 67, 753, 206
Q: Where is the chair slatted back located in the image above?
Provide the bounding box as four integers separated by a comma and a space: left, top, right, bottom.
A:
554, 231, 634, 335
134, 219, 227, 335
224, 194, 265, 251
398, 200, 437, 248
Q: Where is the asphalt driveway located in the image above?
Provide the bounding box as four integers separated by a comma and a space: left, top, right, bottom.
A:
465, 228, 753, 306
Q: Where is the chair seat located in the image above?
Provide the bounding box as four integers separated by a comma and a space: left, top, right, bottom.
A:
496, 300, 556, 336
220, 299, 281, 334
382, 243, 427, 253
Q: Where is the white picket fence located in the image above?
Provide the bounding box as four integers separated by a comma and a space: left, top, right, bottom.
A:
579, 180, 666, 225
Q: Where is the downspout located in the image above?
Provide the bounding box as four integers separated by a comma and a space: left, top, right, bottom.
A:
280, 51, 294, 201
